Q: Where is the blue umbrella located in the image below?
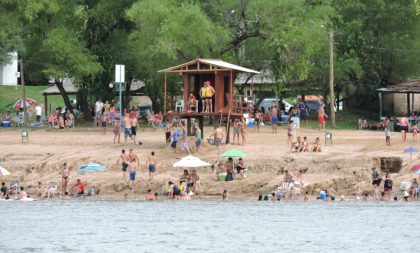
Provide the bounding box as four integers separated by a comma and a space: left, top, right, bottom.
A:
403, 146, 418, 161
77, 163, 106, 172
417, 170, 420, 175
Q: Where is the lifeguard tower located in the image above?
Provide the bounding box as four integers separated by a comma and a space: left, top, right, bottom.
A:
159, 58, 259, 143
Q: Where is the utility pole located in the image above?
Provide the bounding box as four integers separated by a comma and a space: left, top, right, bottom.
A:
20, 59, 28, 126
329, 31, 336, 128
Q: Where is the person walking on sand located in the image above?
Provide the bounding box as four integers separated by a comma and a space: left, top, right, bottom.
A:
165, 121, 172, 147
123, 113, 132, 145
399, 114, 409, 142
318, 104, 328, 131
384, 116, 391, 146
60, 163, 70, 194
194, 124, 203, 152
271, 105, 278, 134
117, 149, 129, 179
209, 125, 224, 155
147, 151, 157, 181
113, 117, 121, 144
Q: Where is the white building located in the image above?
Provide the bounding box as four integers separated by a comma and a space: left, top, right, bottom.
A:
0, 52, 18, 85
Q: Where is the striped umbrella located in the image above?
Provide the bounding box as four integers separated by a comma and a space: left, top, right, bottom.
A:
12, 98, 37, 109
0, 167, 11, 176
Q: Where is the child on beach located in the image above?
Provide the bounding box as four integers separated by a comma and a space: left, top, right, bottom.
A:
101, 110, 108, 135
412, 122, 418, 141
222, 190, 228, 200
287, 120, 294, 149
312, 137, 322, 152
384, 116, 391, 146
113, 117, 120, 144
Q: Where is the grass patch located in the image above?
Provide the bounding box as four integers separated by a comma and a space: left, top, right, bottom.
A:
0, 85, 72, 113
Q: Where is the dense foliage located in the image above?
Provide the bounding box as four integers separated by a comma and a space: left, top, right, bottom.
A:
1, 0, 419, 116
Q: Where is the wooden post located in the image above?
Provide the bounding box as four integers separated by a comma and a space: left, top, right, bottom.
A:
229, 71, 233, 112
379, 92, 382, 119
407, 93, 410, 115
183, 74, 189, 112
199, 116, 204, 139
164, 73, 167, 114
44, 94, 48, 116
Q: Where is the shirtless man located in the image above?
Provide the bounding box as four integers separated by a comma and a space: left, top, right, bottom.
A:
146, 151, 157, 181
130, 116, 140, 144
19, 186, 28, 199
206, 81, 215, 113
60, 163, 70, 193
128, 148, 139, 165
271, 105, 278, 134
199, 82, 208, 112
318, 104, 328, 131
117, 149, 130, 179
209, 125, 224, 155
123, 113, 132, 145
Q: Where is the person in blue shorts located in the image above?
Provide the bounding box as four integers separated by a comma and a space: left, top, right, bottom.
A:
128, 161, 137, 190
271, 105, 279, 134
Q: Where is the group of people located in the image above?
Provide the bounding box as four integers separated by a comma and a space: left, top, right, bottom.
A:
166, 169, 201, 200
47, 108, 75, 129
290, 136, 322, 152
214, 157, 247, 182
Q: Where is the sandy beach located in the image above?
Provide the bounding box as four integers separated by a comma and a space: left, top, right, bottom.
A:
0, 125, 417, 200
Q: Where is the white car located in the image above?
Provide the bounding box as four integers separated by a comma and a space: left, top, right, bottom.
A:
259, 98, 292, 113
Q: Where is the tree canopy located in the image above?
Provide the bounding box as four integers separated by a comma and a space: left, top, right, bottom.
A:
1, 0, 419, 114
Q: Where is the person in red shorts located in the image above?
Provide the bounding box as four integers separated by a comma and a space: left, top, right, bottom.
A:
318, 104, 328, 131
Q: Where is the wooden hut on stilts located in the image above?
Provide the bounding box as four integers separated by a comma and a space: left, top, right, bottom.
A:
159, 58, 259, 144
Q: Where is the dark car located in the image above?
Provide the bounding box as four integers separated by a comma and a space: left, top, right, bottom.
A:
304, 100, 321, 116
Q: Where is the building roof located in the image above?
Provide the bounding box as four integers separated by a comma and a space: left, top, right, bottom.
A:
42, 79, 77, 95
159, 58, 260, 74
235, 69, 275, 85
377, 79, 420, 93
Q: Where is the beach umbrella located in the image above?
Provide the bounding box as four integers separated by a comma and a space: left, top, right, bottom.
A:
12, 98, 37, 109
221, 149, 247, 158
0, 167, 11, 176
411, 164, 420, 172
77, 163, 107, 172
173, 155, 211, 168
403, 146, 418, 161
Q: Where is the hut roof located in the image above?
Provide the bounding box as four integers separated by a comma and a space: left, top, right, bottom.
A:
377, 79, 420, 93
159, 58, 259, 74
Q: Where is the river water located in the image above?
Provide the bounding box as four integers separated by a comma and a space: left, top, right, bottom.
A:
1, 200, 419, 253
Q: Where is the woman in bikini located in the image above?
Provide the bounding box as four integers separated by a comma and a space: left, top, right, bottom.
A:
60, 163, 70, 193
233, 118, 240, 145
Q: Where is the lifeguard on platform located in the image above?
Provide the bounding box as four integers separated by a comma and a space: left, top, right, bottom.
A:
200, 81, 215, 113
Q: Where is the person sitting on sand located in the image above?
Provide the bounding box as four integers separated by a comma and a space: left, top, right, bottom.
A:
225, 158, 234, 182
146, 189, 154, 200
291, 136, 302, 152
190, 169, 200, 194
299, 136, 309, 152
179, 170, 190, 191
180, 191, 191, 200
312, 137, 322, 152
1, 182, 8, 198
71, 179, 85, 196
409, 178, 418, 197
235, 158, 246, 179
380, 191, 388, 201
36, 182, 47, 198
271, 192, 277, 201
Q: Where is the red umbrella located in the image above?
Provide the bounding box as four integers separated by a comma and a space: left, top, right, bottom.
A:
411, 164, 420, 172
12, 98, 37, 109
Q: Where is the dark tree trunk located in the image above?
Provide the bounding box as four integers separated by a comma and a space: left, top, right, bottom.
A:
78, 90, 91, 120
56, 80, 73, 112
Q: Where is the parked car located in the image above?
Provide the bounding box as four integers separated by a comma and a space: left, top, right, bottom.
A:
259, 98, 292, 113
